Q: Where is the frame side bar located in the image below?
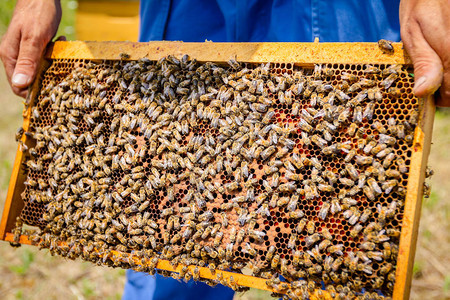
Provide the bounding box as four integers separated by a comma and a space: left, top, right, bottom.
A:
392, 96, 435, 300
0, 60, 50, 239
0, 145, 25, 239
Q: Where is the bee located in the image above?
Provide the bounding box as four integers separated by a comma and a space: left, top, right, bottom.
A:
160, 208, 173, 218
378, 39, 394, 53
303, 220, 315, 235
15, 127, 25, 143
369, 143, 387, 157
243, 243, 257, 257
396, 157, 408, 173
311, 134, 327, 149
386, 169, 401, 179
228, 227, 237, 244
341, 71, 358, 82
352, 106, 363, 123
360, 241, 376, 251
212, 231, 224, 248
286, 233, 298, 250
26, 160, 43, 171
349, 224, 363, 238
376, 147, 393, 159
318, 202, 330, 220
119, 52, 130, 60
422, 182, 431, 198
375, 262, 393, 277
271, 254, 280, 268
363, 65, 380, 74
317, 182, 333, 193
265, 246, 276, 262
380, 179, 398, 195
344, 149, 356, 163
279, 181, 296, 192
387, 86, 401, 97
339, 177, 355, 187
328, 198, 341, 215
318, 239, 332, 252
307, 265, 322, 276
367, 177, 382, 195
307, 280, 317, 293
323, 170, 337, 185
342, 207, 360, 225
355, 154, 374, 167
370, 277, 384, 290
328, 244, 344, 256
346, 123, 358, 137
183, 270, 193, 283
381, 73, 399, 89
288, 250, 302, 268
216, 212, 228, 228
297, 118, 313, 133
305, 233, 321, 248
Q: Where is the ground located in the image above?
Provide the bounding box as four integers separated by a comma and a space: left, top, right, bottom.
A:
0, 1, 448, 299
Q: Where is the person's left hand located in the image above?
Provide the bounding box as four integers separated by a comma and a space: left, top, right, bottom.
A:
0, 0, 62, 98
399, 0, 450, 107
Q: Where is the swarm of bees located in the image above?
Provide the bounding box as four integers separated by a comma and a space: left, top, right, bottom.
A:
12, 52, 421, 299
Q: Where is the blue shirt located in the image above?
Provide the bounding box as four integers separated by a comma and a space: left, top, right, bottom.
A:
139, 0, 401, 43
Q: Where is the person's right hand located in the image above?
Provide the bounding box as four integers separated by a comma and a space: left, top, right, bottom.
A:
400, 0, 450, 106
0, 0, 62, 98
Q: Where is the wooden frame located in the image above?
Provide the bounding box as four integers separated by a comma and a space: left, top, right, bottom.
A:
0, 41, 434, 299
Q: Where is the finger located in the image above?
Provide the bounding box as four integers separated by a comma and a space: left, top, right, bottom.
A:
401, 19, 443, 97
55, 35, 66, 42
413, 2, 450, 107
11, 31, 47, 89
2, 57, 16, 86
12, 86, 28, 98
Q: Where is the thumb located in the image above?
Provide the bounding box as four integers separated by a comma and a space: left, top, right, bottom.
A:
411, 46, 443, 97
11, 36, 45, 89
402, 24, 443, 97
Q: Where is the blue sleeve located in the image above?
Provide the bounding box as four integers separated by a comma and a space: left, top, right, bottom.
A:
123, 270, 235, 300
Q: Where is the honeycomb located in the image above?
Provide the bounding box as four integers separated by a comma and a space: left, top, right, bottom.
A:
14, 54, 418, 298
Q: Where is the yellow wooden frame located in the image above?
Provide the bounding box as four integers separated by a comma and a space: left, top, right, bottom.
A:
0, 41, 434, 299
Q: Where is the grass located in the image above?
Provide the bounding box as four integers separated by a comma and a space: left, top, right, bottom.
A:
14, 290, 23, 300
413, 261, 423, 278
444, 276, 450, 293
8, 249, 35, 276
81, 278, 95, 298
0, 2, 449, 299
423, 190, 439, 209
0, 1, 16, 33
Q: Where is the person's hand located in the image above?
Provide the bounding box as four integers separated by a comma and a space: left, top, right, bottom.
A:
0, 0, 62, 98
400, 0, 450, 107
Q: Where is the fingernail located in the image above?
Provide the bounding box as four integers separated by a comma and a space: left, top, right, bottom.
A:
12, 73, 30, 87
414, 76, 427, 92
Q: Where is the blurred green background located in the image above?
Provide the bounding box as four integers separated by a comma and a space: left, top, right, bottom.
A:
0, 1, 448, 299
0, 0, 77, 40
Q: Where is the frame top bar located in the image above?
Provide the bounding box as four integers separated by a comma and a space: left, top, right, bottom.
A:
46, 41, 411, 65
